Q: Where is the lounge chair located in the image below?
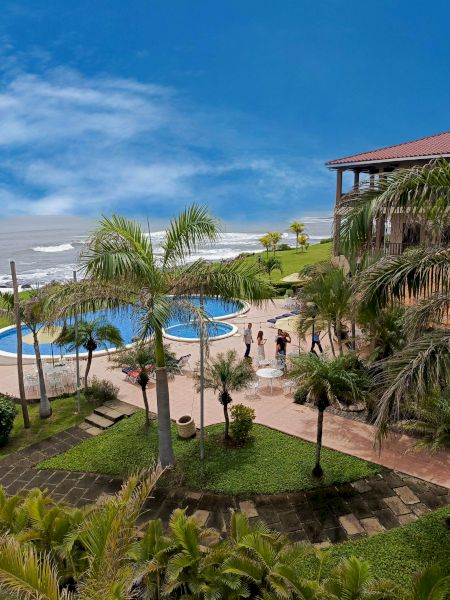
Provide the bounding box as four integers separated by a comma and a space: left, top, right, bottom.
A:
173, 354, 192, 375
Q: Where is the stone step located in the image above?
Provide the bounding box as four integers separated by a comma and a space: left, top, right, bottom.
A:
103, 400, 139, 416
85, 413, 114, 430
94, 405, 125, 423
85, 425, 103, 436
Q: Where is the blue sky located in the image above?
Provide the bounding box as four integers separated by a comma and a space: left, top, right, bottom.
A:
1, 0, 450, 227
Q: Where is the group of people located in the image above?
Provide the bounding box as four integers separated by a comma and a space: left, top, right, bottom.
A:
243, 322, 291, 362
243, 321, 325, 361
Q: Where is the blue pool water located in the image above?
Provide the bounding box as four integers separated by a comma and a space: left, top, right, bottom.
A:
0, 296, 243, 357
164, 321, 234, 340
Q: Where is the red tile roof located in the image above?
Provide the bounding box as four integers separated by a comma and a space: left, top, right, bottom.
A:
326, 131, 450, 166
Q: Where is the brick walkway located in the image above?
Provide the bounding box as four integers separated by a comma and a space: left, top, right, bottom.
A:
0, 429, 448, 545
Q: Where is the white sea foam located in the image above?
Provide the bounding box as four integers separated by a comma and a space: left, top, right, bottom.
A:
32, 243, 74, 253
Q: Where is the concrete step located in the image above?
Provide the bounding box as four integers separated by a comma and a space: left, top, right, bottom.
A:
85, 413, 114, 430
94, 406, 125, 423
103, 400, 139, 416
85, 426, 103, 436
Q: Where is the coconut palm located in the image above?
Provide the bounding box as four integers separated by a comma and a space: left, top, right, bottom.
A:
289, 353, 371, 477
56, 318, 123, 390
262, 257, 283, 282
298, 233, 309, 252
259, 234, 272, 258
49, 206, 270, 466
109, 341, 177, 429
0, 289, 52, 419
399, 388, 450, 453
268, 231, 282, 256
199, 350, 256, 440
289, 221, 305, 253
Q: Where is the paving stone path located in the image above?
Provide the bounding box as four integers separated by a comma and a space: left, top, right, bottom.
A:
0, 429, 448, 545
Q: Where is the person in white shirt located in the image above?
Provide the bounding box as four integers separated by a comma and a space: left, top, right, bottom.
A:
243, 323, 253, 358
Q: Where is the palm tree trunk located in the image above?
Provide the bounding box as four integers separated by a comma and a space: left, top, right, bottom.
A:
154, 328, 175, 467
223, 403, 230, 439
141, 383, 151, 429
327, 323, 336, 357
312, 408, 324, 477
10, 260, 30, 428
351, 316, 356, 351
84, 350, 93, 390
295, 237, 298, 253
336, 319, 344, 356
32, 330, 52, 419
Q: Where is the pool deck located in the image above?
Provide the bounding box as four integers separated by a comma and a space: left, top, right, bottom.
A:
0, 298, 449, 489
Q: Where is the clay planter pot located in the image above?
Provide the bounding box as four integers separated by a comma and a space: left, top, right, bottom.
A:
176, 415, 196, 439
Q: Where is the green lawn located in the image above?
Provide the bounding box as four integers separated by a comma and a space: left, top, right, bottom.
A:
312, 506, 450, 585
0, 290, 33, 328
39, 412, 381, 494
0, 395, 92, 459
240, 241, 332, 284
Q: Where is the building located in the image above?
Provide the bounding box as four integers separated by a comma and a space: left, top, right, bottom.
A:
326, 130, 450, 258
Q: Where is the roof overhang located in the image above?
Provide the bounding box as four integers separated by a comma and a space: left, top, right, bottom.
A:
326, 153, 450, 169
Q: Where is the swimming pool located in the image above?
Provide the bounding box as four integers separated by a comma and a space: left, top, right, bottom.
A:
163, 321, 237, 342
0, 296, 248, 364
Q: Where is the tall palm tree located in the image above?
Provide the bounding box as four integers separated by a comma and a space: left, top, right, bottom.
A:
268, 231, 282, 256
262, 257, 283, 282
0, 290, 52, 419
200, 350, 255, 440
289, 221, 305, 252
50, 206, 271, 466
109, 341, 177, 429
259, 234, 271, 258
289, 353, 371, 477
56, 318, 124, 390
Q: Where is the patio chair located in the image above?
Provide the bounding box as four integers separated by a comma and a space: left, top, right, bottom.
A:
173, 354, 192, 375
24, 373, 39, 397
245, 380, 260, 399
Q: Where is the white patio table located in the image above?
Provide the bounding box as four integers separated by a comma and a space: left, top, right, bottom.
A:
255, 368, 283, 393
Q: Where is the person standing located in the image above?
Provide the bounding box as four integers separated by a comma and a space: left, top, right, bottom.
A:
256, 330, 266, 360
243, 323, 253, 358
310, 330, 323, 355
276, 329, 286, 358
283, 331, 291, 355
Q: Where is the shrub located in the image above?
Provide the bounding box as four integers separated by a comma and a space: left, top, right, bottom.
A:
84, 377, 119, 405
0, 394, 17, 447
319, 237, 333, 244
278, 243, 292, 251
294, 387, 308, 405
230, 404, 255, 445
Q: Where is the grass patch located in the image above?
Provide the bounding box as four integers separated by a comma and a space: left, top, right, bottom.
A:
39, 412, 381, 494
312, 506, 450, 585
0, 395, 92, 459
240, 242, 331, 284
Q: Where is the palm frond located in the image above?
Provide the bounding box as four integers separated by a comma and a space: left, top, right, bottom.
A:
402, 291, 450, 338
162, 204, 220, 267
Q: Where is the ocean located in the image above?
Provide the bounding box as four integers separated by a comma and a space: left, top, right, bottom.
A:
0, 215, 332, 290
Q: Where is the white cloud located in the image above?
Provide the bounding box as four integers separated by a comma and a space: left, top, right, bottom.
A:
0, 67, 331, 218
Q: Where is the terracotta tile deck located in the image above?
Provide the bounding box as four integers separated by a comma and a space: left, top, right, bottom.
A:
1, 299, 449, 489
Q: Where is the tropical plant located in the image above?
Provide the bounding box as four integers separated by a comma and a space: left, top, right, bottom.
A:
289, 353, 371, 477
229, 403, 255, 445
55, 318, 124, 390
84, 377, 119, 406
298, 232, 309, 252
259, 233, 272, 258
399, 388, 450, 453
289, 221, 305, 252
262, 257, 283, 281
299, 263, 352, 356
48, 206, 270, 466
109, 341, 177, 429
268, 231, 282, 256
0, 394, 16, 447
0, 289, 53, 418
358, 305, 406, 361
199, 349, 256, 440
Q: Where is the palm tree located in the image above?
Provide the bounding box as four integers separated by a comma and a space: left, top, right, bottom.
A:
200, 350, 256, 440
399, 388, 450, 453
50, 206, 270, 466
56, 317, 124, 390
289, 353, 371, 477
298, 233, 309, 252
109, 341, 177, 429
262, 257, 283, 282
289, 221, 305, 252
259, 234, 271, 258
0, 289, 52, 419
268, 231, 282, 256
300, 263, 352, 356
